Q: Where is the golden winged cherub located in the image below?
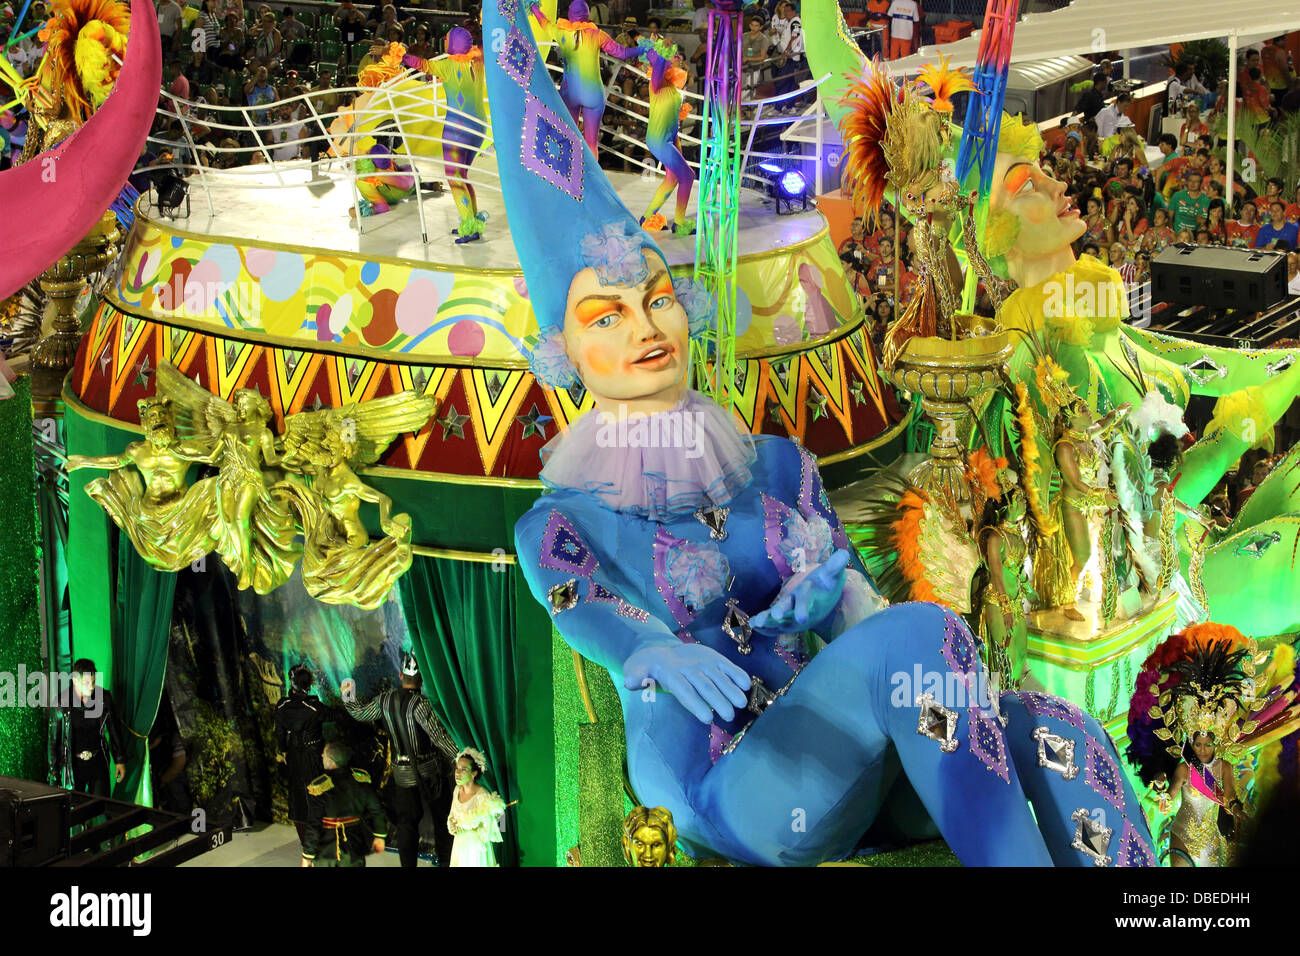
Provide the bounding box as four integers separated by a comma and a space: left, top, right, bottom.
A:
154, 362, 299, 593
275, 393, 436, 608
67, 395, 221, 569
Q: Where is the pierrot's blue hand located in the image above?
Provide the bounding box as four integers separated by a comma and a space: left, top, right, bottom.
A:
748, 548, 851, 635
623, 643, 753, 724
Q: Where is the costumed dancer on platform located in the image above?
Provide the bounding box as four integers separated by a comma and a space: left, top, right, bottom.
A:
447, 747, 506, 867
526, 0, 645, 154
349, 43, 418, 219
402, 27, 490, 243
633, 38, 695, 237
345, 653, 458, 867
302, 742, 388, 867
488, 0, 1154, 867
275, 664, 326, 849
1125, 624, 1300, 866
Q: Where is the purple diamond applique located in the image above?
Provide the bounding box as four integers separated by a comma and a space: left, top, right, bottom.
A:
968, 709, 1011, 783
1116, 818, 1155, 867
587, 581, 620, 606
539, 511, 599, 578
708, 722, 733, 764
521, 94, 584, 199
941, 612, 979, 682
1083, 732, 1126, 812
497, 26, 535, 88
497, 0, 520, 22
1018, 690, 1085, 731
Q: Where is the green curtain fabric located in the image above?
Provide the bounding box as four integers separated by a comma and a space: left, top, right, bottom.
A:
398, 555, 519, 866
111, 530, 177, 806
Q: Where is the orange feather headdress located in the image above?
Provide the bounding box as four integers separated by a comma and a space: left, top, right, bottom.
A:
36, 0, 130, 125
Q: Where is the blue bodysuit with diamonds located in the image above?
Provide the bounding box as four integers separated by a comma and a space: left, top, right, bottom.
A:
515, 393, 1156, 866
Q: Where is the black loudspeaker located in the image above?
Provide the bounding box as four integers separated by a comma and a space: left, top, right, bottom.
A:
1151, 243, 1287, 312
0, 776, 70, 867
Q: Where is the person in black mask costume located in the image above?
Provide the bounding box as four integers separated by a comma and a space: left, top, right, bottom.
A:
276, 664, 326, 848
346, 653, 458, 867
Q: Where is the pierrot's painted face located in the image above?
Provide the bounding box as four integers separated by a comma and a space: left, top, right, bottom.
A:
562, 250, 689, 411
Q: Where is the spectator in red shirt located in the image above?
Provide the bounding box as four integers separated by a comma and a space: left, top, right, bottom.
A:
1204, 198, 1228, 243
166, 61, 190, 102
1143, 206, 1176, 254
1226, 200, 1262, 248
1112, 193, 1148, 248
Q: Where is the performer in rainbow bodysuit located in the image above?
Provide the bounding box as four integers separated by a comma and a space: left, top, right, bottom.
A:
635, 39, 695, 237
486, 0, 1154, 867
527, 0, 644, 154
403, 27, 490, 243
353, 143, 416, 217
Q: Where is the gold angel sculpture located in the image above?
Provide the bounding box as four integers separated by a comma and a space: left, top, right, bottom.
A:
275, 395, 435, 609
72, 361, 435, 609
67, 395, 221, 569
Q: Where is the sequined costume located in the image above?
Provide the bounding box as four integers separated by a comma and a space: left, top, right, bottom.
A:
528, 1, 645, 153
978, 523, 1029, 688
1170, 762, 1228, 866
516, 393, 1156, 866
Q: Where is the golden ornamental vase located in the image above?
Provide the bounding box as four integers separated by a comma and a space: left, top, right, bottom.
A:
885, 321, 1013, 514
30, 212, 121, 401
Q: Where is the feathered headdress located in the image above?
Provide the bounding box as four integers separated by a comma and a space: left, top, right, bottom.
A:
36, 0, 130, 125
1126, 623, 1300, 785
915, 53, 976, 114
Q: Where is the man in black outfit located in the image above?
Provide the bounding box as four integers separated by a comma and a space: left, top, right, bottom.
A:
1074, 72, 1109, 123
58, 659, 127, 797
275, 664, 326, 848
346, 653, 457, 867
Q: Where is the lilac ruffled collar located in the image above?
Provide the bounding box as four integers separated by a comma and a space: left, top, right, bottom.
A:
539, 389, 757, 522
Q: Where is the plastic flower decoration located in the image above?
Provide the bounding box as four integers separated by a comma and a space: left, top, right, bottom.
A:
524, 328, 579, 389
664, 539, 729, 611
672, 276, 716, 337
915, 53, 976, 114
580, 220, 650, 287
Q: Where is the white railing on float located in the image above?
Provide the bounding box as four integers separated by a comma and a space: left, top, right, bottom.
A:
149, 54, 833, 242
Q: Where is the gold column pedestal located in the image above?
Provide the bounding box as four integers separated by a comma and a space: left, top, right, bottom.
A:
885, 324, 1013, 513
30, 212, 120, 402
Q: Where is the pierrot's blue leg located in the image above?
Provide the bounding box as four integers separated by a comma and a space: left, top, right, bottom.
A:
999, 692, 1157, 867
696, 602, 1055, 866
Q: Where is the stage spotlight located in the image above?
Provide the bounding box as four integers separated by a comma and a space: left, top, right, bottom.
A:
153, 168, 190, 220
776, 169, 808, 215
757, 161, 784, 178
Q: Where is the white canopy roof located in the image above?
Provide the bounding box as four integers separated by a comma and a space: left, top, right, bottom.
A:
890, 0, 1300, 75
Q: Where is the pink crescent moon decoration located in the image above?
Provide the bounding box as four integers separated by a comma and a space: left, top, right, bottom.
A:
0, 0, 162, 301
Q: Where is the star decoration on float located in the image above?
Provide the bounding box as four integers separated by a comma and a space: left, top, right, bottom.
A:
437, 404, 470, 440
133, 356, 153, 387
807, 389, 829, 421
849, 381, 867, 407
1234, 531, 1281, 559
768, 404, 785, 426
98, 347, 112, 375
516, 402, 553, 440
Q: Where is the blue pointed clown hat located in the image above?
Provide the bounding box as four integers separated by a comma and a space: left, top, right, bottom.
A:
484, 0, 710, 387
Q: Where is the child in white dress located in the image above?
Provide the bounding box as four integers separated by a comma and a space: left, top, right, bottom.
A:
447, 748, 506, 867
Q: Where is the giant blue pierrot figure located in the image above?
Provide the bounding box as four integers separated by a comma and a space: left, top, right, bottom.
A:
488, 0, 1155, 866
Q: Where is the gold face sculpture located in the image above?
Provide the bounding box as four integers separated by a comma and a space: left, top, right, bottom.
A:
621, 806, 678, 867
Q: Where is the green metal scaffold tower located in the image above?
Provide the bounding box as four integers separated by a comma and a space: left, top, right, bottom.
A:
692, 8, 745, 411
